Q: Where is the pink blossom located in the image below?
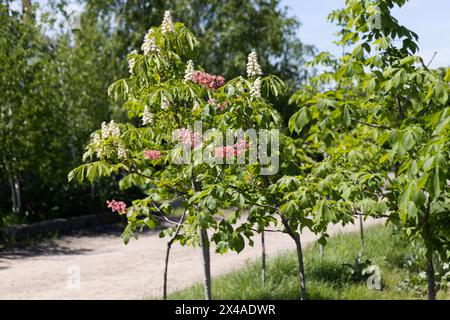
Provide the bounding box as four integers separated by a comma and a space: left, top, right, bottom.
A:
191, 71, 225, 90
214, 146, 237, 158
106, 200, 127, 214
144, 150, 161, 160
214, 139, 249, 158
175, 128, 201, 147
234, 138, 249, 155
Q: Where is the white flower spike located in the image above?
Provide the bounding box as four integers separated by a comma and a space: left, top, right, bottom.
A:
142, 29, 158, 55
142, 105, 154, 125
250, 77, 262, 99
128, 50, 138, 74
161, 10, 174, 34
246, 50, 262, 78
184, 60, 195, 82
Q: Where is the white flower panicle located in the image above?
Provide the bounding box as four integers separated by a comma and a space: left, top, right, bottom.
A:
184, 60, 195, 82
161, 10, 174, 34
250, 77, 262, 99
101, 120, 120, 139
142, 29, 158, 55
92, 132, 101, 144
116, 141, 127, 160
92, 133, 103, 158
109, 120, 120, 137
246, 51, 262, 78
142, 105, 154, 125
128, 50, 138, 74
101, 121, 109, 139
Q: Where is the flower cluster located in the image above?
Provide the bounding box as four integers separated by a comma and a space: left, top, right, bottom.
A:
142, 29, 158, 55
191, 71, 225, 90
214, 139, 249, 158
92, 132, 103, 158
250, 77, 261, 99
116, 142, 127, 160
174, 128, 202, 147
107, 199, 127, 214
246, 51, 262, 78
144, 150, 162, 160
142, 105, 154, 125
161, 10, 174, 34
101, 120, 120, 139
184, 60, 195, 82
128, 50, 138, 74
208, 98, 228, 111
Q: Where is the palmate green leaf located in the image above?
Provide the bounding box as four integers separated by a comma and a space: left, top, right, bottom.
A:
280, 200, 299, 216
119, 173, 145, 190
108, 79, 130, 102
288, 107, 312, 133
68, 162, 112, 184
261, 75, 286, 98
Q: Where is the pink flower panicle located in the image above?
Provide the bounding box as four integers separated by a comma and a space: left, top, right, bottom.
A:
175, 128, 201, 147
144, 150, 161, 160
234, 138, 249, 154
106, 200, 127, 214
191, 71, 225, 90
214, 139, 249, 158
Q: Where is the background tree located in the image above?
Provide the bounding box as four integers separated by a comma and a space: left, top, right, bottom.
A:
0, 0, 313, 226
289, 0, 450, 300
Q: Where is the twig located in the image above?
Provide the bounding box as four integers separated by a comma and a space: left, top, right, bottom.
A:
426, 51, 437, 68
356, 120, 393, 130
250, 228, 283, 233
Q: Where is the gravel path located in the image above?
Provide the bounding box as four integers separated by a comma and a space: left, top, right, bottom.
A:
0, 218, 381, 299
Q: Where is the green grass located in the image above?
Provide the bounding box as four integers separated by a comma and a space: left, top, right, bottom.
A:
168, 225, 449, 300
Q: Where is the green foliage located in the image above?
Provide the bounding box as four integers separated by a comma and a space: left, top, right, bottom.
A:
289, 0, 450, 271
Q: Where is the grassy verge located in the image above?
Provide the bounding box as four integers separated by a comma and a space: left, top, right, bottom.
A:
168, 225, 449, 300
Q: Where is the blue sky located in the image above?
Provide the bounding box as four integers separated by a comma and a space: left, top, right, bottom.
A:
281, 0, 450, 68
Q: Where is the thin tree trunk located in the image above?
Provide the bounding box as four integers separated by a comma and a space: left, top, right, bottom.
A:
199, 227, 212, 300
359, 214, 365, 248
14, 176, 21, 213
261, 230, 266, 287
281, 217, 307, 300
162, 208, 187, 300
319, 244, 324, 256
426, 250, 436, 300
293, 233, 307, 300
191, 177, 212, 300
8, 176, 17, 213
